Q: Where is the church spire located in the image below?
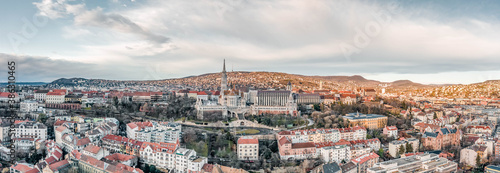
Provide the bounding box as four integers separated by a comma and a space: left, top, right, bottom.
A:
221, 59, 228, 91
223, 59, 226, 72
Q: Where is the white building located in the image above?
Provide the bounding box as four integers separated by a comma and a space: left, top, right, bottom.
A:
383, 126, 398, 139
368, 153, 457, 173
34, 90, 49, 102
20, 100, 38, 112
127, 121, 181, 143
46, 91, 65, 104
14, 121, 47, 140
138, 142, 207, 173
388, 138, 419, 158
82, 144, 109, 160
0, 121, 10, 143
320, 145, 351, 164
237, 136, 259, 160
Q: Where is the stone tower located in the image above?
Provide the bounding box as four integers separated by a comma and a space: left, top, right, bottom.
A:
221, 59, 228, 91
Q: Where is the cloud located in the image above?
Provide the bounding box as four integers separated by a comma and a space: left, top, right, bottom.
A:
23, 0, 500, 83
33, 0, 85, 19
33, 0, 169, 44
74, 8, 169, 44
0, 53, 97, 82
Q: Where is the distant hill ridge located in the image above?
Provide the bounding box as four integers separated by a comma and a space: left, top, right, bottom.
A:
46, 71, 441, 89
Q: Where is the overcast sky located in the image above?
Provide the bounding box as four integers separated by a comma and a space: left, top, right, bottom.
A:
1, 0, 500, 84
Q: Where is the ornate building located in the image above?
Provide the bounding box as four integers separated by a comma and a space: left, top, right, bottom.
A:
195, 60, 298, 119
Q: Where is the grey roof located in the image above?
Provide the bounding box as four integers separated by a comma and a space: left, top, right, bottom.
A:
323, 162, 341, 173
341, 162, 357, 172
424, 132, 438, 138
440, 128, 457, 135
344, 113, 386, 120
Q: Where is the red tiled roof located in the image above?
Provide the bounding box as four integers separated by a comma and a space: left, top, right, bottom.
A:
71, 150, 82, 160
48, 159, 69, 171
104, 153, 136, 162
55, 126, 68, 133
83, 144, 101, 154
198, 91, 208, 95
77, 137, 91, 146
385, 126, 397, 131
45, 156, 57, 165
127, 122, 153, 130
54, 120, 67, 126
25, 168, 40, 173
291, 142, 316, 149
14, 120, 29, 124
47, 91, 65, 95
238, 137, 258, 145
202, 163, 214, 172
351, 152, 379, 164
11, 164, 33, 172
279, 137, 291, 146
0, 92, 19, 98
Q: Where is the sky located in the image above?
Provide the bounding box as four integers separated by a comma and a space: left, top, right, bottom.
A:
1, 0, 500, 84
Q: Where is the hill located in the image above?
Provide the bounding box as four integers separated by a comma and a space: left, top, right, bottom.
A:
46, 72, 432, 90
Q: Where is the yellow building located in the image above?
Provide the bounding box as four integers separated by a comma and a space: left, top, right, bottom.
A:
343, 113, 388, 129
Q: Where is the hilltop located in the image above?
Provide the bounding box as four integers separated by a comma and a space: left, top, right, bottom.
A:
47, 71, 431, 91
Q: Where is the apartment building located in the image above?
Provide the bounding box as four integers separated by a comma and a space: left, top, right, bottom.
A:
127, 121, 181, 143
14, 121, 47, 140
383, 126, 398, 139
351, 152, 379, 173
237, 136, 259, 160
318, 143, 351, 164
20, 100, 38, 112
343, 113, 388, 129
76, 154, 144, 173
60, 134, 91, 152
46, 91, 65, 104
460, 145, 488, 167
388, 138, 419, 158
277, 126, 366, 144
34, 89, 49, 101
422, 127, 461, 150
278, 137, 317, 160
368, 153, 457, 173
82, 144, 109, 160
0, 121, 11, 143
138, 141, 207, 173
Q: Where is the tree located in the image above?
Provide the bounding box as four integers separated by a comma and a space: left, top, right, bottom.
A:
405, 143, 413, 153
378, 148, 385, 159
37, 113, 48, 123
398, 145, 406, 156
183, 128, 197, 144
476, 153, 481, 167
433, 112, 438, 119
143, 164, 150, 173
149, 165, 157, 173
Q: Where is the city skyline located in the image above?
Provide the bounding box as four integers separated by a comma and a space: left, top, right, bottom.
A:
1, 0, 500, 84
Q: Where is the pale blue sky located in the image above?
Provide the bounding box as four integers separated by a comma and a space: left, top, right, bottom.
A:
1, 0, 500, 84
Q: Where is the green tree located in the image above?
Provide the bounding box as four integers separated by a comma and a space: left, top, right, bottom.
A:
149, 165, 157, 173
398, 145, 405, 155
313, 104, 321, 111
378, 148, 384, 159
405, 143, 413, 153
144, 164, 150, 173
476, 153, 481, 167
37, 113, 48, 123
433, 112, 438, 119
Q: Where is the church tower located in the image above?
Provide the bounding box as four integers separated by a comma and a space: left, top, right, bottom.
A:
221, 59, 228, 91
286, 81, 292, 91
